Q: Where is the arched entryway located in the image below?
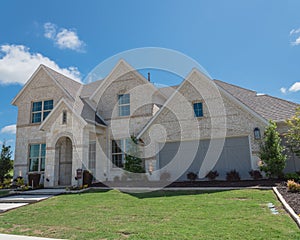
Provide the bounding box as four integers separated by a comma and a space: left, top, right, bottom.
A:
55, 137, 72, 186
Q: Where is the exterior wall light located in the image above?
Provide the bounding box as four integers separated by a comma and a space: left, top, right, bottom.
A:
254, 127, 261, 140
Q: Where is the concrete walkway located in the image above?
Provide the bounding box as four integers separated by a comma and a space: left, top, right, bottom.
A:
0, 188, 66, 213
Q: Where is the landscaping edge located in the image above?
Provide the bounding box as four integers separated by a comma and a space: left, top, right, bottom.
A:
273, 187, 300, 229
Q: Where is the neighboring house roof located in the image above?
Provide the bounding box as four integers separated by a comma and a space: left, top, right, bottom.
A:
214, 80, 299, 122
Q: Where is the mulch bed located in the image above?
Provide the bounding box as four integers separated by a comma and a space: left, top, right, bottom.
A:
91, 179, 281, 188
276, 184, 300, 215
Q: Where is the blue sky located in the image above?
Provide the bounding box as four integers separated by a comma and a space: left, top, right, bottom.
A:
1, 0, 300, 157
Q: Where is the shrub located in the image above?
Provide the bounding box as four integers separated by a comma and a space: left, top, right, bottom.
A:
160, 172, 171, 182
287, 180, 300, 193
205, 170, 219, 180
226, 169, 241, 181
249, 170, 263, 180
259, 120, 286, 178
14, 177, 24, 187
3, 178, 12, 188
187, 172, 197, 182
284, 172, 300, 183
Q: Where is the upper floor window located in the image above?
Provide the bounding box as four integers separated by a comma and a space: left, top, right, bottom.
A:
31, 100, 53, 123
118, 94, 130, 116
29, 143, 46, 172
193, 102, 203, 117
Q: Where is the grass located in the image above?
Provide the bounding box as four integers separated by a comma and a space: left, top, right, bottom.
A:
0, 189, 299, 239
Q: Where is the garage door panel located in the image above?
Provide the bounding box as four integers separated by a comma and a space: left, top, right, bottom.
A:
159, 137, 251, 181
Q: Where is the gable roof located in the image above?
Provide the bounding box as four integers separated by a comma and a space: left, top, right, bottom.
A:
89, 59, 167, 104
39, 98, 87, 131
214, 80, 299, 122
80, 80, 103, 98
137, 68, 269, 139
11, 64, 82, 105
43, 65, 82, 99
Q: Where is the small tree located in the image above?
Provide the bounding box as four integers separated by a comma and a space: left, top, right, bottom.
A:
0, 143, 13, 182
259, 120, 286, 178
124, 136, 145, 174
285, 107, 300, 157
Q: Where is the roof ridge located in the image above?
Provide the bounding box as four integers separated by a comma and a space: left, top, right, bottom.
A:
42, 65, 81, 86
257, 93, 300, 106
213, 79, 256, 94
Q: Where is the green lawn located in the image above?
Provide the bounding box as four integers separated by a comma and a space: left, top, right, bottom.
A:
0, 189, 299, 240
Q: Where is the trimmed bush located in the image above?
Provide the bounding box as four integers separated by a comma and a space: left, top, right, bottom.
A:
187, 172, 197, 182
226, 169, 241, 181
249, 170, 263, 180
205, 170, 219, 180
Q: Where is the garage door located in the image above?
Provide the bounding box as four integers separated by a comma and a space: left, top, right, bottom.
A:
158, 136, 251, 181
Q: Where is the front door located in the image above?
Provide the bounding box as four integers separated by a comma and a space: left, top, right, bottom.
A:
56, 137, 72, 186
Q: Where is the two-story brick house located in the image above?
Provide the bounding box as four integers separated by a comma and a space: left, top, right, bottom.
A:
12, 59, 299, 186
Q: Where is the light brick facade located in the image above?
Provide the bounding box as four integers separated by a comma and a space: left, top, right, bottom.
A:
12, 60, 299, 186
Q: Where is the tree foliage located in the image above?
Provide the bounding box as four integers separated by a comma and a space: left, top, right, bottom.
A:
124, 136, 145, 174
0, 143, 13, 182
285, 107, 300, 157
259, 120, 286, 178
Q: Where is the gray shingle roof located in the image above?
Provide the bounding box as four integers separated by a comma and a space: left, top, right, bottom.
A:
43, 65, 82, 99
80, 80, 103, 98
214, 79, 299, 122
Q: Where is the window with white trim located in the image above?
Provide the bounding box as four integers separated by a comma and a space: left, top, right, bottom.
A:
29, 143, 46, 172
111, 139, 131, 168
118, 94, 130, 116
88, 141, 96, 175
31, 100, 53, 123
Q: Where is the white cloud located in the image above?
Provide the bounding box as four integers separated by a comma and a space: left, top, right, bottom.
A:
1, 124, 16, 134
289, 82, 300, 92
290, 28, 300, 36
44, 22, 57, 39
0, 44, 81, 84
43, 22, 85, 52
280, 87, 287, 94
291, 37, 300, 46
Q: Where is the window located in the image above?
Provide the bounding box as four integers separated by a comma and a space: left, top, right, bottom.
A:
193, 102, 203, 117
88, 141, 96, 175
62, 111, 67, 124
29, 143, 46, 172
111, 139, 131, 168
118, 94, 130, 116
31, 100, 53, 123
